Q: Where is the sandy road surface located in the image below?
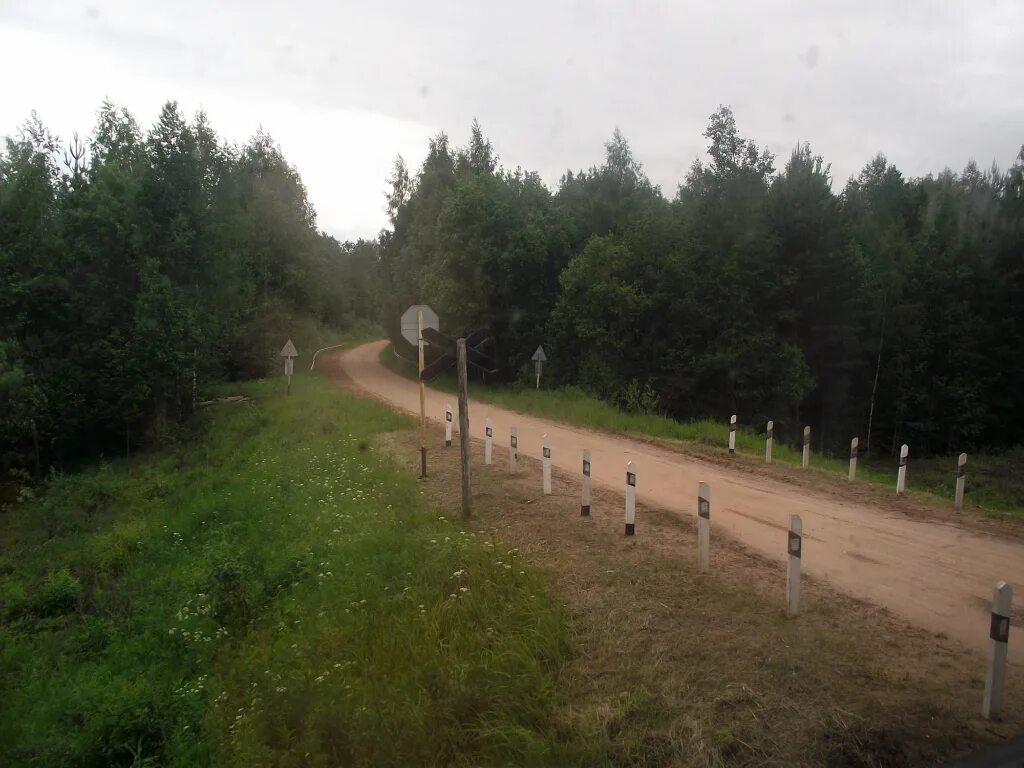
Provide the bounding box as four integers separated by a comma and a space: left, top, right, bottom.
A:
334, 340, 1022, 654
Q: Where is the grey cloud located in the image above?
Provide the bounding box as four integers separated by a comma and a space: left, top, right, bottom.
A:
4, 0, 1023, 237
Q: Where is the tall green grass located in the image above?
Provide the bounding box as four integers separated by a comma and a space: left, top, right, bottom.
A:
380, 344, 1023, 515
0, 365, 590, 765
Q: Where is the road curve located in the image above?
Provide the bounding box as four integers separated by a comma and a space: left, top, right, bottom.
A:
334, 339, 1022, 654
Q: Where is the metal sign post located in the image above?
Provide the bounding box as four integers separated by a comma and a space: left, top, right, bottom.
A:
532, 345, 547, 389
280, 339, 298, 395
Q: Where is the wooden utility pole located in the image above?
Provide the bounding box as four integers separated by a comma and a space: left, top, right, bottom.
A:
418, 310, 426, 478
456, 338, 471, 516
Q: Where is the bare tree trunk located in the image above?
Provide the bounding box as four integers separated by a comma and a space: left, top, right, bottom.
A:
865, 294, 887, 458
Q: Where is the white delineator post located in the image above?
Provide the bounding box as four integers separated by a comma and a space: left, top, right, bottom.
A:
484, 417, 493, 466
787, 514, 803, 616
728, 414, 737, 454
802, 426, 811, 469
982, 581, 1012, 720
581, 449, 591, 517
896, 443, 909, 494
444, 404, 453, 447
765, 420, 774, 464
697, 482, 711, 572
509, 427, 518, 473
542, 434, 552, 495
849, 437, 859, 481
624, 462, 637, 535
955, 453, 967, 509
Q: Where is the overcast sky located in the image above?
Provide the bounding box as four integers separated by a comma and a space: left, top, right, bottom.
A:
2, 0, 1022, 242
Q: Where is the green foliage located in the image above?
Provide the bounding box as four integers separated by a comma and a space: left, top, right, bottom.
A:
0, 371, 589, 766
0, 102, 378, 478
34, 567, 82, 617
377, 110, 1024, 459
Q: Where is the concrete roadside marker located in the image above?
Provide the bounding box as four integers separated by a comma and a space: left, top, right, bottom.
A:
729, 414, 737, 454
484, 417, 493, 466
581, 449, 591, 516
896, 443, 909, 494
765, 420, 774, 463
982, 581, 1012, 720
849, 437, 859, 481
802, 426, 811, 469
955, 453, 967, 509
542, 434, 552, 495
625, 461, 637, 536
787, 514, 802, 616
509, 427, 518, 473
444, 404, 452, 447
697, 481, 711, 572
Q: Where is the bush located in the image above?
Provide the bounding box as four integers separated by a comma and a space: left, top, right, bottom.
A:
34, 568, 82, 617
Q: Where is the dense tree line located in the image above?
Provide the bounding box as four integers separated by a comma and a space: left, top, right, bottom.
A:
378, 111, 1024, 457
0, 102, 375, 480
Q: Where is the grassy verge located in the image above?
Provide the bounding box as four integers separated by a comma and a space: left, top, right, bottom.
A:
389, 428, 1024, 767
0, 352, 590, 765
380, 343, 1023, 516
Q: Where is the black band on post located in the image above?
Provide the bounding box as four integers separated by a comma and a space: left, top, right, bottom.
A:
625, 523, 635, 536
991, 612, 1010, 643
698, 499, 710, 519
788, 531, 802, 559
581, 504, 590, 517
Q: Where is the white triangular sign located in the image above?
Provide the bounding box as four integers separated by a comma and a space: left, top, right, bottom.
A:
280, 339, 298, 358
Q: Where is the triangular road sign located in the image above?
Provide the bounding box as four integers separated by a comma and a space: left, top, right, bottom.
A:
280, 339, 298, 358
531, 345, 547, 362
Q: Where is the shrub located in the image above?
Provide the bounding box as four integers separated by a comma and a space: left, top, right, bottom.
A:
34, 568, 82, 617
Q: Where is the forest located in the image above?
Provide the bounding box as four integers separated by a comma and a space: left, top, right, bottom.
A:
0, 102, 376, 481
2, 102, 1022, 485
378, 110, 1024, 458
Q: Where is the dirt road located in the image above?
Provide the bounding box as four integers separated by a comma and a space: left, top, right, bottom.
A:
334, 340, 1022, 654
